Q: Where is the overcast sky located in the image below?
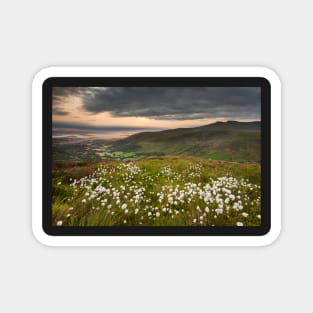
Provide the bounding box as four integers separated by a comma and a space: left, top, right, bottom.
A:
52, 86, 261, 130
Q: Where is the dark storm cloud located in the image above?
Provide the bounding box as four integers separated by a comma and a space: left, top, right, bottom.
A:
53, 87, 78, 106
53, 87, 260, 120
53, 108, 69, 116
52, 87, 80, 115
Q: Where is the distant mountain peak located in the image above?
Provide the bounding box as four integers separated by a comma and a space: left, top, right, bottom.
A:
214, 120, 259, 124
207, 120, 260, 127
214, 120, 238, 125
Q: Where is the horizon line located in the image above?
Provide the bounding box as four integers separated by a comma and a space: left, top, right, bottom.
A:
52, 119, 261, 133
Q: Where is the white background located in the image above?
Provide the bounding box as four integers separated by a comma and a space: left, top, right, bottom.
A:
0, 0, 311, 312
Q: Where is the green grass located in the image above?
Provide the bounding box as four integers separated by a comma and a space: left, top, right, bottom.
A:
52, 156, 261, 227
109, 122, 261, 163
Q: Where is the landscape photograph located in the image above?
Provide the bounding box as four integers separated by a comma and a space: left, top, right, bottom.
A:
52, 86, 261, 227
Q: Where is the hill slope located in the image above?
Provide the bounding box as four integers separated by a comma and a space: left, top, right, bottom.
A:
109, 121, 261, 163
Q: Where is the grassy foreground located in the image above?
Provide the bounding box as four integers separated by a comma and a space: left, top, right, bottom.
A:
52, 157, 261, 227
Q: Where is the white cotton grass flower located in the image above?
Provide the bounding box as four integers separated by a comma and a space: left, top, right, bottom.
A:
69, 207, 74, 211
56, 220, 63, 226
236, 222, 244, 226
215, 208, 223, 215
58, 164, 261, 227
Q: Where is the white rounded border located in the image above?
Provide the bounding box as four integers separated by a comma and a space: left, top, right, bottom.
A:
32, 67, 281, 246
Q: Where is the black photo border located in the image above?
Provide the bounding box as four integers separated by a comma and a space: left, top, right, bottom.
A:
42, 77, 271, 236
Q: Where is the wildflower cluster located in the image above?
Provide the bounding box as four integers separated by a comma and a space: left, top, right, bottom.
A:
53, 159, 261, 227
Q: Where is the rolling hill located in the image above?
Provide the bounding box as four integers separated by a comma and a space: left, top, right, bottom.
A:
109, 121, 261, 163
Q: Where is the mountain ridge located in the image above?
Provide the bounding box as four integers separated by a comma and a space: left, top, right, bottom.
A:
109, 121, 261, 163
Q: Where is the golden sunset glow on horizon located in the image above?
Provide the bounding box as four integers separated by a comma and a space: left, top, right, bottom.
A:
53, 109, 257, 130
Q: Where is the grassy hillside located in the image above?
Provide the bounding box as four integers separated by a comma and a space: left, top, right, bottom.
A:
52, 157, 261, 227
109, 121, 260, 163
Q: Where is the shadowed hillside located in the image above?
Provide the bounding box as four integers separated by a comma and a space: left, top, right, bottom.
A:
109, 121, 260, 163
